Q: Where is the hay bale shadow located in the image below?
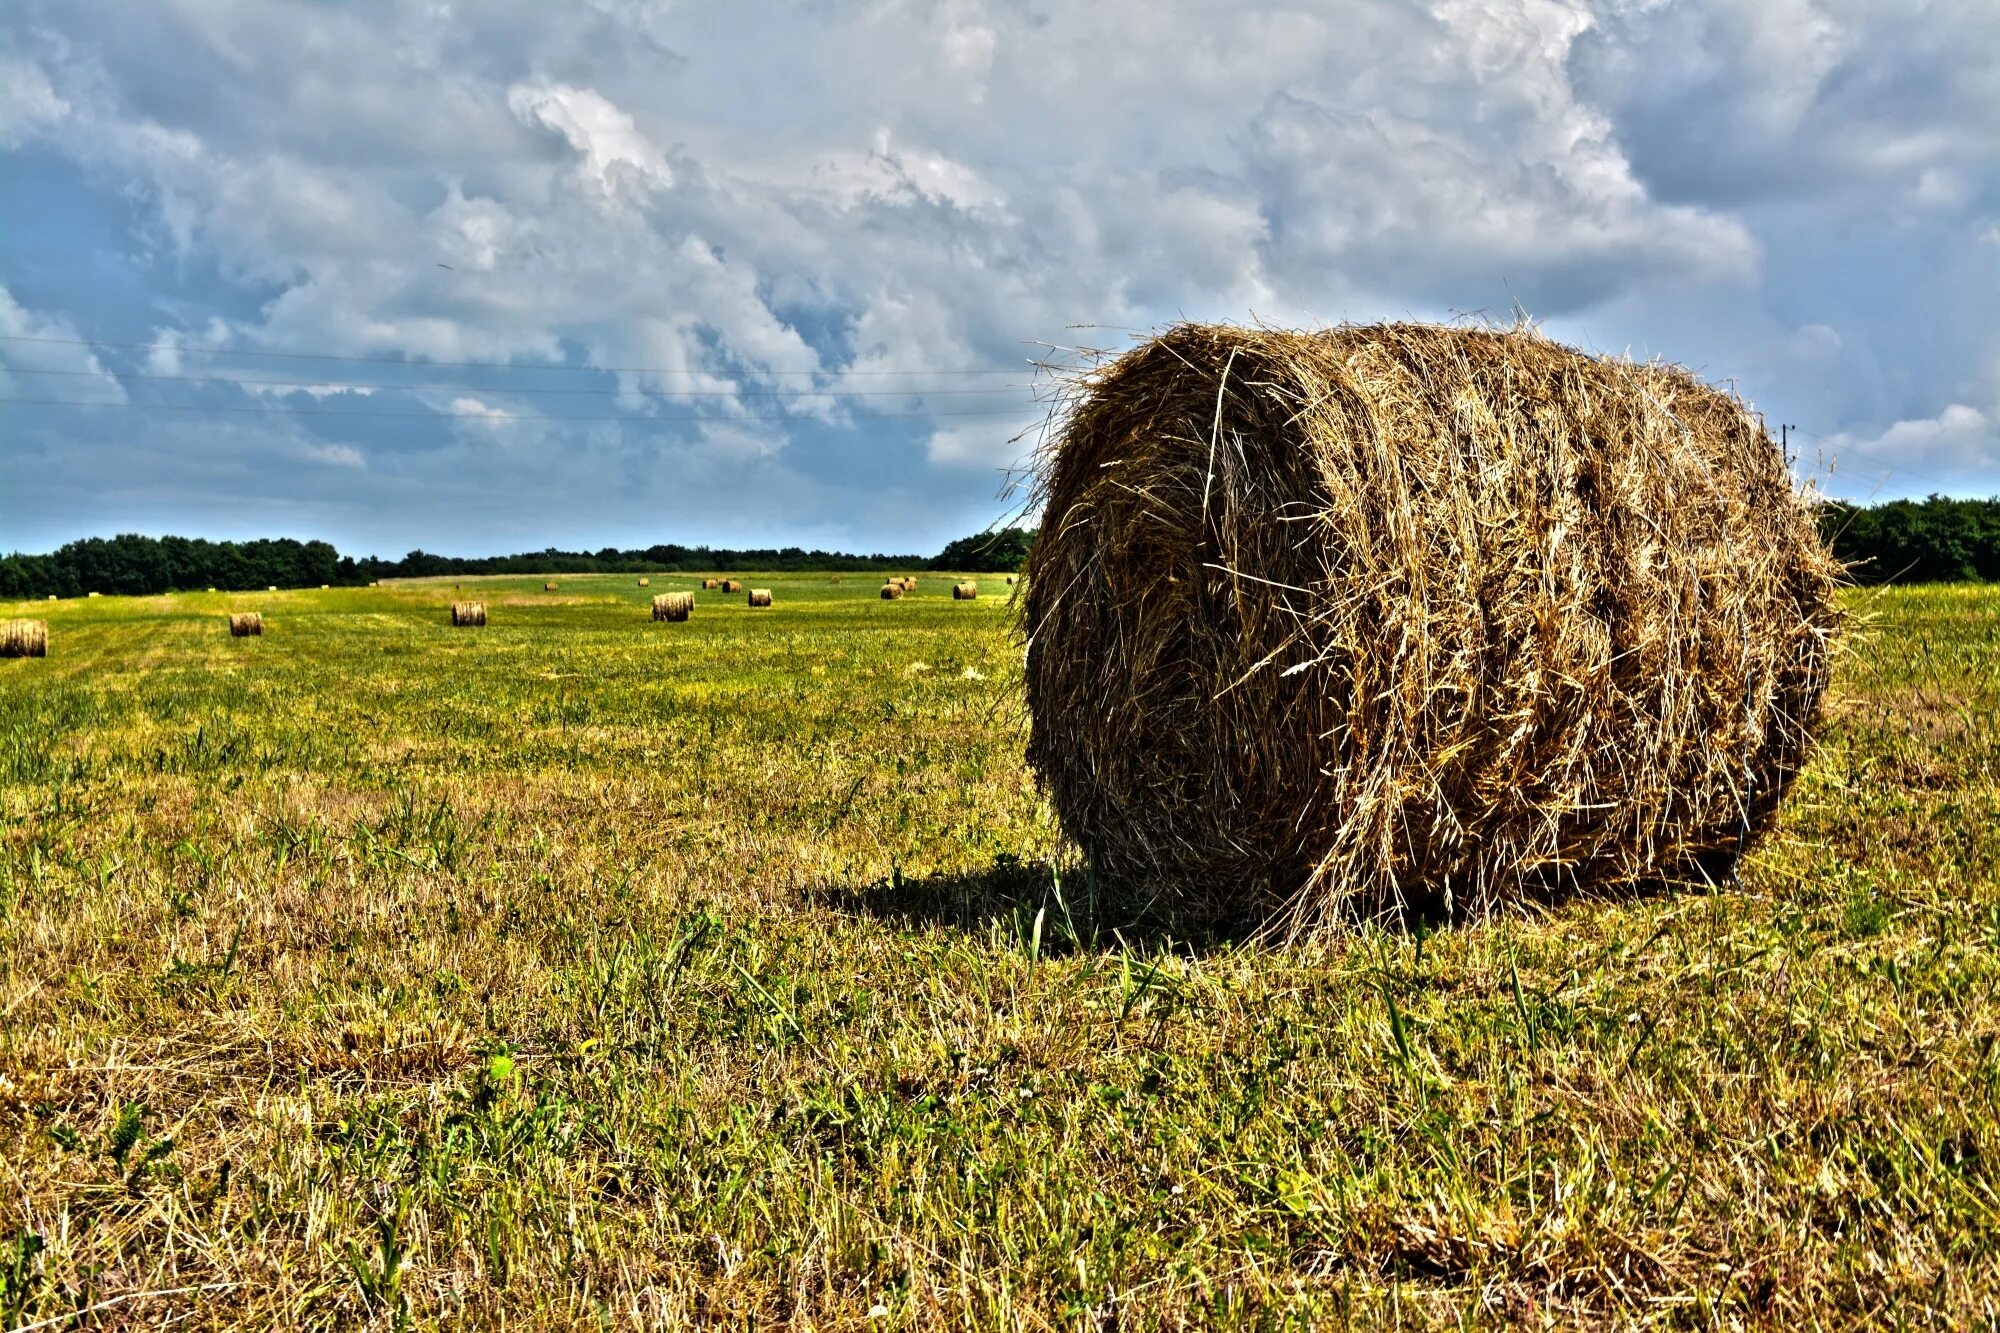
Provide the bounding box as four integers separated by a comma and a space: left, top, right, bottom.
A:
810, 855, 1245, 956
815, 849, 1732, 952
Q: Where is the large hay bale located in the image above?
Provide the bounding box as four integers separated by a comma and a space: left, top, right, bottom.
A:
267, 585, 278, 592
747, 588, 773, 608
952, 581, 979, 600
1024, 322, 1840, 936
544, 581, 559, 592
653, 592, 694, 622
637, 577, 651, 587
721, 579, 743, 594
1, 620, 48, 658
451, 601, 487, 627
229, 612, 263, 637
880, 583, 905, 601
88, 591, 102, 599
702, 578, 722, 590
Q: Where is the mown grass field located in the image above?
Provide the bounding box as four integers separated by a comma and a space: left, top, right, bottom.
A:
1, 576, 1996, 1330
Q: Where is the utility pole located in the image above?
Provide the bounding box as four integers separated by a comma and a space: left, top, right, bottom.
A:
1780, 422, 1795, 468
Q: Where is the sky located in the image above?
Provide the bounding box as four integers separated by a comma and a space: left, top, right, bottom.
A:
2, 0, 1996, 559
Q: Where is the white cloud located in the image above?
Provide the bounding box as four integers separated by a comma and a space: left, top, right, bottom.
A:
1827, 404, 1998, 486
0, 285, 127, 404
0, 54, 69, 144
1, 0, 1995, 551
507, 81, 673, 196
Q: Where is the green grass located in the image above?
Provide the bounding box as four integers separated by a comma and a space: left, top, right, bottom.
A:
1, 575, 1996, 1329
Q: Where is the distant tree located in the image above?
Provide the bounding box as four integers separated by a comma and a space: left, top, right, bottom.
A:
932, 527, 1036, 572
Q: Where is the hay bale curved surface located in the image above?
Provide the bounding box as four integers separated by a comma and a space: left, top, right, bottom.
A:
637, 577, 650, 587
1, 620, 48, 658
952, 581, 979, 600
451, 601, 487, 627
544, 582, 559, 592
721, 579, 743, 594
652, 592, 694, 622
228, 612, 263, 638
747, 588, 773, 608
1024, 322, 1840, 936
880, 583, 905, 601
701, 578, 721, 590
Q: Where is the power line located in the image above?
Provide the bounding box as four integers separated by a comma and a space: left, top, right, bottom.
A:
0, 332, 1027, 376
0, 365, 1032, 398
1788, 426, 1971, 495
0, 395, 1035, 423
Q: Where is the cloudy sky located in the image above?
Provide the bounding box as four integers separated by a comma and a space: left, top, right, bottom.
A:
3, 0, 1996, 558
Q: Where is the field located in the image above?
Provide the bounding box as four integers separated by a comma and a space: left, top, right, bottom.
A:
2, 576, 1997, 1329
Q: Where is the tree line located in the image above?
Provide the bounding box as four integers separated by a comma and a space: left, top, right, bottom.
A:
1820, 496, 2000, 584
4, 500, 1994, 599
0, 527, 1041, 599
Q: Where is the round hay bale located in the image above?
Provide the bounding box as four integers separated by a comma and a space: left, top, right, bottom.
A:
747, 588, 773, 608
48, 594, 59, 601
88, 591, 102, 599
702, 578, 722, 590
722, 579, 743, 594
451, 601, 487, 627
206, 587, 217, 593
952, 580, 979, 600
1, 620, 48, 659
320, 583, 330, 589
652, 592, 694, 622
267, 585, 278, 592
1024, 321, 1840, 935
1006, 576, 1017, 585
544, 581, 559, 592
228, 612, 264, 638
880, 583, 904, 600
637, 577, 651, 587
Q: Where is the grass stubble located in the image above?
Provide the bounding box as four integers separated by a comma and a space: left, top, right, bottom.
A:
0, 576, 1995, 1329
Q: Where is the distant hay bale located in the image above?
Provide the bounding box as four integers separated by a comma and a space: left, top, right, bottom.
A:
702, 578, 722, 590
267, 585, 278, 592
319, 583, 330, 589
880, 583, 904, 600
1, 620, 48, 658
747, 588, 773, 608
722, 579, 743, 594
228, 612, 263, 637
1025, 321, 1840, 937
652, 592, 694, 622
1006, 576, 1016, 585
207, 587, 217, 592
637, 577, 651, 587
48, 594, 59, 601
451, 601, 487, 627
88, 592, 102, 599
544, 581, 559, 592
952, 581, 979, 600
